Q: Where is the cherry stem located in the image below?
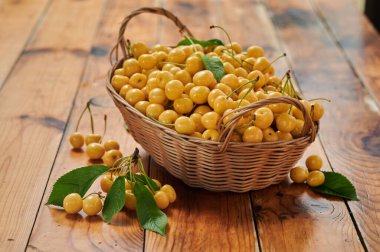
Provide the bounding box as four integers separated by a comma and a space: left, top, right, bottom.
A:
149, 115, 175, 127
87, 102, 95, 134
112, 156, 125, 170
238, 78, 258, 107
282, 72, 298, 98
101, 114, 107, 144
184, 34, 194, 44
288, 78, 298, 98
281, 70, 291, 82
288, 105, 293, 115
126, 39, 132, 57
262, 53, 286, 73
310, 105, 315, 119
270, 53, 287, 66
82, 192, 102, 200
222, 50, 243, 67
234, 120, 253, 130
308, 97, 331, 102
137, 158, 156, 192
210, 25, 234, 56
158, 61, 185, 67
132, 148, 139, 162
227, 77, 259, 98
241, 58, 254, 66
75, 102, 90, 132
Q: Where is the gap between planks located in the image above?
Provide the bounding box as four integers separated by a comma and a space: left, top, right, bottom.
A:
0, 0, 53, 91
308, 0, 380, 112
262, 0, 379, 250
259, 0, 369, 249
24, 0, 109, 249
27, 0, 161, 251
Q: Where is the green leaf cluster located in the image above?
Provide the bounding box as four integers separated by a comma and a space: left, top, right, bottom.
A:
46, 164, 168, 235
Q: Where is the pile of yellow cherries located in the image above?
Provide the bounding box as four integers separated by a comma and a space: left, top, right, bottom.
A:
111, 39, 324, 143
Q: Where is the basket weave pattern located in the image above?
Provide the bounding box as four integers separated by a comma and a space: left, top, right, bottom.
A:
107, 7, 317, 192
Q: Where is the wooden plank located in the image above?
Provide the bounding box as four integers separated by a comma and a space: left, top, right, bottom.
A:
0, 0, 50, 88
264, 0, 380, 250
144, 1, 259, 251
0, 0, 105, 251
217, 0, 364, 251
310, 0, 380, 107
27, 0, 160, 251
147, 161, 258, 251
253, 141, 365, 252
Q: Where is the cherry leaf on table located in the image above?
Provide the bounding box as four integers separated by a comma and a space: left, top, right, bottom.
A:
133, 181, 167, 236
200, 55, 225, 82
102, 176, 126, 223
47, 165, 108, 207
311, 171, 358, 201
177, 37, 224, 47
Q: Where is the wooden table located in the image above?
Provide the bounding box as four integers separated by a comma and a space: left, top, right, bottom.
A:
1, 0, 379, 251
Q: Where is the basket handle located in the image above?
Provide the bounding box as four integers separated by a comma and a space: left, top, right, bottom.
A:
109, 7, 194, 64
217, 96, 317, 153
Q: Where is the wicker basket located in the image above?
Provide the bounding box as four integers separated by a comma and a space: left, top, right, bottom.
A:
106, 7, 317, 192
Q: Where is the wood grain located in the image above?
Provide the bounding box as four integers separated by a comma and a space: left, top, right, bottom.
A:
0, 0, 377, 251
0, 0, 50, 88
27, 0, 161, 251
0, 0, 105, 251
265, 0, 380, 250
217, 0, 364, 251
310, 0, 380, 107
144, 1, 258, 251
253, 142, 364, 252
147, 160, 258, 252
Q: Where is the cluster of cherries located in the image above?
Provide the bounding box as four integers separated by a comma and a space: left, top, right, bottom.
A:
100, 172, 176, 210
111, 29, 324, 142
68, 102, 123, 166
65, 105, 177, 216
290, 154, 325, 187
63, 175, 177, 216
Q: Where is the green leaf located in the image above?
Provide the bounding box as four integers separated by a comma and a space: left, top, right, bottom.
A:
311, 171, 358, 201
177, 37, 224, 47
102, 176, 126, 223
200, 55, 225, 82
125, 172, 160, 192
133, 181, 167, 236
47, 165, 108, 207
